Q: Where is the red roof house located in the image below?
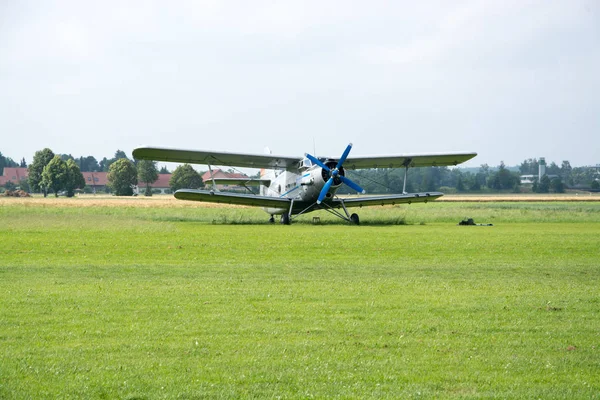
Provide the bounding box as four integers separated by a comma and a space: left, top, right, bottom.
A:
201, 169, 250, 191
137, 173, 173, 194
0, 167, 29, 186
201, 169, 248, 182
80, 172, 109, 193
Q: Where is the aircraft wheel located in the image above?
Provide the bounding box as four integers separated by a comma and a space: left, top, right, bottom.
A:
350, 213, 360, 225
269, 216, 275, 223
280, 214, 291, 225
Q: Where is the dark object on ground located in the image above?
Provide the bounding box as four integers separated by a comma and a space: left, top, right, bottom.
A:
458, 218, 493, 226
3, 190, 31, 197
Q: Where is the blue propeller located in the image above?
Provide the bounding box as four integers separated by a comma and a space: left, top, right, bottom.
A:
305, 143, 366, 204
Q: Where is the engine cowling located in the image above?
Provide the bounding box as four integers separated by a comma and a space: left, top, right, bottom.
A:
321, 160, 344, 187
305, 144, 365, 204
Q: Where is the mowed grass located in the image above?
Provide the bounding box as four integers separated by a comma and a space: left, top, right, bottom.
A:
1, 198, 599, 399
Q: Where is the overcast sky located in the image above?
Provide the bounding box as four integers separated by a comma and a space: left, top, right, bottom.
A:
1, 0, 598, 169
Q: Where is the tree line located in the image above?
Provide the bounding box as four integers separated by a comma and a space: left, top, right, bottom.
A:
339, 159, 598, 194
1, 149, 205, 197
1, 149, 599, 195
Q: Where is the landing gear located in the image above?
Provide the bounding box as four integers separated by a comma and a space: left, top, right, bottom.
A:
350, 213, 360, 225
280, 213, 290, 225
269, 216, 275, 224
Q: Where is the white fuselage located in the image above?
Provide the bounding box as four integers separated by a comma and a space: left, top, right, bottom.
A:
259, 159, 339, 215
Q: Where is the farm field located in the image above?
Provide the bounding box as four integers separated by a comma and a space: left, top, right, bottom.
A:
1, 196, 599, 398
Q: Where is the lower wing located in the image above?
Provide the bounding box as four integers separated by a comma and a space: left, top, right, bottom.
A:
206, 178, 271, 186
174, 189, 291, 208
175, 189, 441, 209
332, 192, 443, 208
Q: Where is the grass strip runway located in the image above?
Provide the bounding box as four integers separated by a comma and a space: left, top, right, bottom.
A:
1, 197, 599, 398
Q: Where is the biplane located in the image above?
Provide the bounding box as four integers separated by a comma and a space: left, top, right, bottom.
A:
133, 144, 476, 224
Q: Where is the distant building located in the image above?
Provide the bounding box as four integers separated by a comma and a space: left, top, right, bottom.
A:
1, 167, 249, 194
520, 157, 558, 184
82, 172, 175, 194
1, 167, 176, 195
538, 157, 546, 179
82, 172, 109, 193
0, 167, 28, 186
136, 173, 173, 194
201, 169, 249, 191
520, 175, 537, 185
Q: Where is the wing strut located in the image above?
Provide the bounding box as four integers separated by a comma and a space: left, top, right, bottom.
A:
288, 198, 295, 220
320, 197, 353, 222
207, 164, 219, 192
402, 158, 412, 194
290, 202, 318, 221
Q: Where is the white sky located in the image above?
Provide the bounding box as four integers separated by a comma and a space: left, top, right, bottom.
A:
1, 0, 599, 169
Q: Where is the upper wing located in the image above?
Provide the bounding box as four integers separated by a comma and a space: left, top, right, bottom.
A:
133, 147, 301, 170
343, 152, 477, 169
174, 189, 291, 208
133, 147, 476, 170
332, 192, 443, 208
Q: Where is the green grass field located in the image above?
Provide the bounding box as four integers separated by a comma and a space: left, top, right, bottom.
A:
1, 198, 599, 399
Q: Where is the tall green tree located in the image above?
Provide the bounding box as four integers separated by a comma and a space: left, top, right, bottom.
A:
99, 157, 110, 172
550, 177, 565, 193
137, 160, 159, 196
41, 156, 68, 197
476, 164, 490, 189
560, 160, 573, 186
107, 158, 138, 196
486, 162, 519, 191
537, 175, 551, 193
170, 164, 203, 191
114, 150, 128, 160
29, 148, 55, 196
546, 161, 560, 176
570, 167, 596, 186
101, 150, 130, 172
64, 159, 86, 197
519, 158, 539, 175
76, 156, 100, 172
456, 175, 466, 192
497, 161, 520, 190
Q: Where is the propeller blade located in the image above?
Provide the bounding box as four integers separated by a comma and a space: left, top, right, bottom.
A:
336, 143, 353, 169
317, 177, 334, 204
313, 144, 364, 204
340, 175, 366, 194
305, 153, 329, 171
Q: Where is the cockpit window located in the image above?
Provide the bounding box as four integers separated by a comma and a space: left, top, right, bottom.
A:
301, 158, 313, 168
